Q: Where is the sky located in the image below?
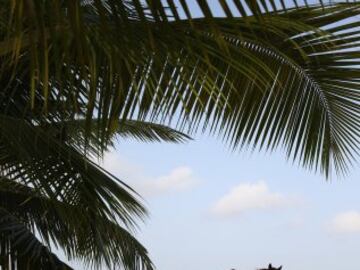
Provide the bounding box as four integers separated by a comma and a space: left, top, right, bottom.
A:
58, 1, 360, 270
95, 137, 360, 270
60, 134, 360, 270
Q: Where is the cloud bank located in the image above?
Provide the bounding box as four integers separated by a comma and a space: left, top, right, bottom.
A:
211, 181, 297, 217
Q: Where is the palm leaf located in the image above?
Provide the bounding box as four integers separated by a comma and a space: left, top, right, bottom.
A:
1, 1, 359, 176
0, 115, 155, 269
0, 178, 153, 270
0, 1, 358, 269
0, 208, 73, 270
0, 101, 188, 268
41, 119, 191, 157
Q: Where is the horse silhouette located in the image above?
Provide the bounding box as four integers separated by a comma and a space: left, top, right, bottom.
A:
258, 263, 282, 270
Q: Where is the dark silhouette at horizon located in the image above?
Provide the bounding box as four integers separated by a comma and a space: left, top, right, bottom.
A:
230, 263, 283, 270
258, 263, 283, 270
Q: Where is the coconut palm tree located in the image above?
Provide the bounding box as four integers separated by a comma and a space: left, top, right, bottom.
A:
0, 0, 360, 269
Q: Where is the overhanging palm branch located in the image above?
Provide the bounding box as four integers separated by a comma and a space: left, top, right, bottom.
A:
1, 1, 359, 176
0, 0, 360, 269
0, 115, 188, 269
0, 178, 153, 270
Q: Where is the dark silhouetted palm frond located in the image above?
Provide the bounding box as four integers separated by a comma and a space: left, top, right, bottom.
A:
1, 0, 360, 269
1, 1, 359, 175
0, 178, 153, 270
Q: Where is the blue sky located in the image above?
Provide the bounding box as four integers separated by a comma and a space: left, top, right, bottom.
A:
94, 136, 360, 270
58, 1, 360, 269
59, 133, 360, 270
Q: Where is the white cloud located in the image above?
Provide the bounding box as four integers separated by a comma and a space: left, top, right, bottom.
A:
137, 166, 198, 197
99, 152, 198, 197
329, 211, 360, 234
211, 181, 297, 217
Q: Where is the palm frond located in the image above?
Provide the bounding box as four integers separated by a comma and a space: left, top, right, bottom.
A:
0, 208, 73, 270
0, 115, 157, 268
1, 1, 359, 176
0, 178, 153, 270
41, 119, 191, 157
0, 1, 359, 269
0, 115, 145, 224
